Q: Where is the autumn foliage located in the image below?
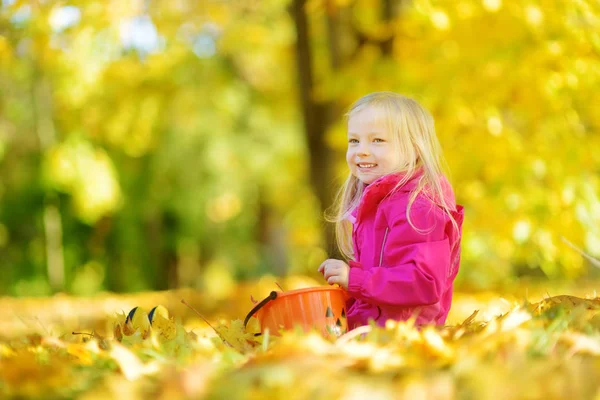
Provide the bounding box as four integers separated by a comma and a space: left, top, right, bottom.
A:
2, 288, 600, 399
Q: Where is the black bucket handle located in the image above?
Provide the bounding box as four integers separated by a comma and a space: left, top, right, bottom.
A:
244, 290, 278, 331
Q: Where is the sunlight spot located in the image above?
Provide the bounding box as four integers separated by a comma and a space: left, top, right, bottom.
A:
465, 236, 487, 257
10, 4, 30, 25
73, 152, 122, 224
513, 220, 531, 243
431, 10, 450, 30
46, 139, 122, 223
120, 15, 163, 54
487, 116, 503, 136
193, 34, 216, 58
531, 159, 546, 178
585, 232, 600, 257
49, 6, 81, 32
525, 5, 543, 26
482, 0, 502, 12
206, 192, 242, 223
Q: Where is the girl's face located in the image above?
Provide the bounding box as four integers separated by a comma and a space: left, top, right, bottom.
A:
346, 106, 404, 185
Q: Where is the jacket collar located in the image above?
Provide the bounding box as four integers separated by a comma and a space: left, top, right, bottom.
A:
354, 170, 424, 221
367, 170, 423, 194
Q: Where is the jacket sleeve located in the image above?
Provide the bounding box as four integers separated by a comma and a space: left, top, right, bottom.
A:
347, 200, 451, 307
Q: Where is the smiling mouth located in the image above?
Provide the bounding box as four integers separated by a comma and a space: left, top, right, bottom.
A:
357, 163, 377, 169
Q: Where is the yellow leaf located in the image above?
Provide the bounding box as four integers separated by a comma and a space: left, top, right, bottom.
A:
148, 305, 170, 323
421, 328, 454, 359
114, 323, 123, 341
214, 319, 259, 353
66, 343, 94, 365
245, 317, 261, 335
109, 342, 159, 381
126, 307, 151, 339
152, 315, 177, 342
0, 343, 15, 357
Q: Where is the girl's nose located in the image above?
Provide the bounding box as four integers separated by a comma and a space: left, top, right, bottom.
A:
357, 144, 370, 156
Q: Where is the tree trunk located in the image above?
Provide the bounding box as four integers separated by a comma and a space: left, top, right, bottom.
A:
290, 0, 339, 256
33, 74, 66, 292
380, 0, 394, 56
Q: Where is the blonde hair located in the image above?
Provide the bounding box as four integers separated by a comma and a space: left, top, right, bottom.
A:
327, 92, 458, 259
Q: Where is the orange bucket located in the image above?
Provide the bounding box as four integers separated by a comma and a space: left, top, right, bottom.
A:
244, 286, 349, 337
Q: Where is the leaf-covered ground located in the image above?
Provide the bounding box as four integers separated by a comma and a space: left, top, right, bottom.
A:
2, 277, 600, 399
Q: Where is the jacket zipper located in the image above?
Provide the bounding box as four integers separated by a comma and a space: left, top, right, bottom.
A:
374, 228, 389, 322
379, 227, 389, 267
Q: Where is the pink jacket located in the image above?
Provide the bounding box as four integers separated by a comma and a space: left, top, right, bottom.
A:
346, 171, 464, 328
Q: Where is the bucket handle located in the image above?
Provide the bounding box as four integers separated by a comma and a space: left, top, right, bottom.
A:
244, 290, 278, 330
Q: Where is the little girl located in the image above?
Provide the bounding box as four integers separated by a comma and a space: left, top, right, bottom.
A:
318, 92, 464, 329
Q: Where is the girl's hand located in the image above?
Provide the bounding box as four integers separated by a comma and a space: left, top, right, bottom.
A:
318, 259, 350, 289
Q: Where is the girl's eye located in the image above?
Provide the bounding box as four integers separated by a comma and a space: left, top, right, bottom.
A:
348, 138, 359, 144
373, 138, 384, 143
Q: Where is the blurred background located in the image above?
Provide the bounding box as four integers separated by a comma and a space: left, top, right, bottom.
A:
0, 0, 599, 298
